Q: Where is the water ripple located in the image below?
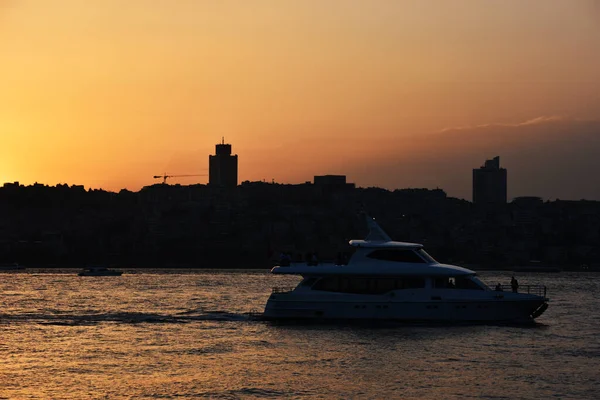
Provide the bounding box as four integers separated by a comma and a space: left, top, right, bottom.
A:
0, 271, 598, 399
0, 311, 253, 325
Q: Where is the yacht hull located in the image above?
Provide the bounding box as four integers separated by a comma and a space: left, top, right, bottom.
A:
263, 295, 548, 323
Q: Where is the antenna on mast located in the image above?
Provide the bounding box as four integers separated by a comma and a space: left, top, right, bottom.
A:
364, 215, 392, 241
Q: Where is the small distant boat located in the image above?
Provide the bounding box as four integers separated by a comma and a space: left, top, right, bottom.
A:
0, 263, 26, 271
78, 267, 123, 276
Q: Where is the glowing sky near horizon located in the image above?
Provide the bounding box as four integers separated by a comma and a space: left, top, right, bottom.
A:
1, 0, 600, 199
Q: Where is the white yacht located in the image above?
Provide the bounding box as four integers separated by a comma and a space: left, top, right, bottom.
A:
263, 217, 549, 323
78, 267, 123, 276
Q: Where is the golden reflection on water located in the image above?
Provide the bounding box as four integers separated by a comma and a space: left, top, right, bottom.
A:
0, 271, 599, 399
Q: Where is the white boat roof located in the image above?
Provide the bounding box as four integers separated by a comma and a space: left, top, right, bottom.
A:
272, 263, 474, 277
349, 240, 422, 249
272, 215, 474, 277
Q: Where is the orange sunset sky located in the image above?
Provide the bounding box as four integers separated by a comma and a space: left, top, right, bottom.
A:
1, 0, 600, 200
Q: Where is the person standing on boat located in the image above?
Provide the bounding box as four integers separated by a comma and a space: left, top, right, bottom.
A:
511, 276, 519, 293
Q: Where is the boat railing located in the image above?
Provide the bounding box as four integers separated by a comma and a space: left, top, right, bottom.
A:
497, 284, 547, 297
271, 287, 296, 294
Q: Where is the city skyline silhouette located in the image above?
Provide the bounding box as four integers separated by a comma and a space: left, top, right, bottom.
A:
2, 2, 599, 200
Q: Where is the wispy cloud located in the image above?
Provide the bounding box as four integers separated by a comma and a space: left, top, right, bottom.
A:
439, 115, 571, 133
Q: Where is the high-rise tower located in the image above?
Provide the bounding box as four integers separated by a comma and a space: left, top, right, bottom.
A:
473, 156, 507, 206
209, 138, 238, 187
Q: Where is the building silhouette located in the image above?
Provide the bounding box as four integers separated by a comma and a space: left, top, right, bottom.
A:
473, 156, 507, 206
209, 138, 238, 187
314, 175, 355, 189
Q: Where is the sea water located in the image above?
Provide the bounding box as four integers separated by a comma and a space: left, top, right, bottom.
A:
1, 270, 598, 399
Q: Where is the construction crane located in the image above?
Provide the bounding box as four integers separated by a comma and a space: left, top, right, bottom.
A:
153, 173, 207, 184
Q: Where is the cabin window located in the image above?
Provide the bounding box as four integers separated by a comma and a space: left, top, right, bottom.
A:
314, 277, 341, 292
434, 278, 452, 289
455, 277, 484, 290
313, 276, 425, 294
347, 278, 369, 294
366, 249, 426, 263
396, 277, 426, 289
434, 277, 484, 290
372, 278, 396, 293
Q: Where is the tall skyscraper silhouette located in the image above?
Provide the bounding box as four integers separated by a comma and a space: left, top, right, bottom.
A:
209, 138, 238, 187
473, 156, 507, 206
